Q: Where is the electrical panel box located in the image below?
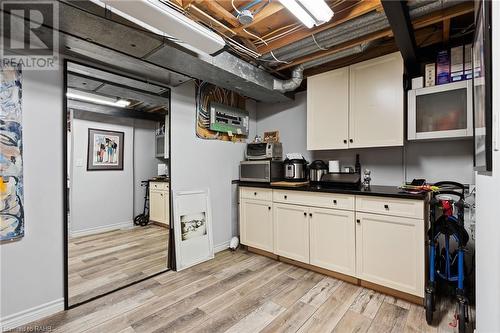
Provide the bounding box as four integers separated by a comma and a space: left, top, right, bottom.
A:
209, 102, 249, 136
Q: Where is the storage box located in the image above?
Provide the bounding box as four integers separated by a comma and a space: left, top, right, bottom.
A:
411, 77, 424, 89
425, 63, 435, 86
436, 50, 450, 85
464, 44, 473, 80
450, 45, 464, 82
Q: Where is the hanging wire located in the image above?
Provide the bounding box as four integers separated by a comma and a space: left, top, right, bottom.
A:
311, 34, 329, 50
243, 28, 291, 64
231, 0, 241, 15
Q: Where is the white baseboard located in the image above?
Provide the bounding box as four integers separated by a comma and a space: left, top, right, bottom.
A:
71, 221, 133, 237
0, 298, 64, 331
214, 240, 231, 253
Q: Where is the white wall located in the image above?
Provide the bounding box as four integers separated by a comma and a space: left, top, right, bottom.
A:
170, 81, 256, 249
257, 91, 475, 186
70, 116, 134, 235
475, 2, 500, 331
0, 68, 65, 326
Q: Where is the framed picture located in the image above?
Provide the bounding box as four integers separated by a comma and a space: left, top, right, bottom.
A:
173, 189, 214, 271
87, 128, 124, 171
472, 0, 492, 172
264, 130, 280, 143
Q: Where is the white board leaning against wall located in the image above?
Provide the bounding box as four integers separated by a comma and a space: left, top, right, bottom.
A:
173, 189, 214, 270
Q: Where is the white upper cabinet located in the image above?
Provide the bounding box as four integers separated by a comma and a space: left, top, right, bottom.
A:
307, 52, 404, 150
307, 67, 349, 150
349, 52, 404, 148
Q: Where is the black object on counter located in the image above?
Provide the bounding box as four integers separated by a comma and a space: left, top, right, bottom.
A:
320, 173, 361, 189
355, 154, 361, 174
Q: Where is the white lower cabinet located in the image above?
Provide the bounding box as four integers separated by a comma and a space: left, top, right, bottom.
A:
309, 207, 356, 276
149, 182, 169, 226
355, 212, 425, 297
273, 203, 310, 263
239, 187, 425, 298
240, 199, 274, 252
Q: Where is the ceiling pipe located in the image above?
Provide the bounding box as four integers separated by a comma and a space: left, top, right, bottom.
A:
264, 0, 467, 64
273, 65, 304, 92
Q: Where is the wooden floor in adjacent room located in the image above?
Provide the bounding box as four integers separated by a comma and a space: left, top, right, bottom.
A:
68, 224, 169, 306
25, 249, 472, 333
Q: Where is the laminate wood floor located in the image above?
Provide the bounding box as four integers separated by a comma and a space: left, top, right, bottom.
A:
23, 249, 473, 333
68, 224, 169, 306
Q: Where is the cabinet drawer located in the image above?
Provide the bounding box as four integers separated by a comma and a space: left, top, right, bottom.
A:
150, 182, 168, 191
240, 187, 273, 201
355, 196, 424, 219
273, 190, 354, 211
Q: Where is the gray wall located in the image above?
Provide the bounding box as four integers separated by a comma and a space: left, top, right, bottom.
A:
70, 113, 159, 235
170, 81, 256, 249
257, 91, 475, 186
475, 2, 500, 330
0, 68, 65, 321
70, 116, 134, 235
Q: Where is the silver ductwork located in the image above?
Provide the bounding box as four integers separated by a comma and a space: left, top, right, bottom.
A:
273, 65, 304, 93
264, 0, 468, 65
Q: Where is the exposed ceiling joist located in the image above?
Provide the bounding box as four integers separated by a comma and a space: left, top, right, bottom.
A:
234, 2, 285, 33
412, 1, 473, 29
257, 0, 382, 54
382, 0, 419, 76
277, 29, 393, 70
203, 0, 240, 28
443, 18, 451, 42
277, 1, 473, 71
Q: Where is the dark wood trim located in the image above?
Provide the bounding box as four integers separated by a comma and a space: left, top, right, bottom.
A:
247, 246, 424, 305
278, 256, 359, 286
360, 280, 424, 305
246, 246, 278, 260
63, 59, 69, 310
63, 59, 175, 310
381, 0, 419, 76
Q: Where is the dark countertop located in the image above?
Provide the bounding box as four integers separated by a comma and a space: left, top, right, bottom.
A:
149, 177, 170, 182
233, 180, 427, 200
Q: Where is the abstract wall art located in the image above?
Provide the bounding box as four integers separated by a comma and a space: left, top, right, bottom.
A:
1, 63, 24, 241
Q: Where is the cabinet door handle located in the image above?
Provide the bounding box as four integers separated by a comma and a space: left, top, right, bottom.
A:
357, 219, 361, 224
309, 213, 313, 217
254, 192, 257, 196
384, 204, 389, 210
268, 206, 271, 210
284, 195, 287, 200
349, 139, 353, 143
160, 193, 163, 197
333, 200, 337, 205
303, 212, 307, 217
343, 139, 347, 144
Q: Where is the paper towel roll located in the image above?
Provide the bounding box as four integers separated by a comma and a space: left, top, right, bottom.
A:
328, 160, 340, 173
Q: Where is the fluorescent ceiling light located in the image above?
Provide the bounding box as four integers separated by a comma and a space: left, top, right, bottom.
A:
67, 89, 131, 108
297, 0, 334, 25
279, 0, 315, 28
279, 0, 334, 28
90, 0, 225, 55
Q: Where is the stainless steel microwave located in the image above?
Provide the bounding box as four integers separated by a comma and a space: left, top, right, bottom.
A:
240, 160, 283, 183
245, 142, 283, 160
